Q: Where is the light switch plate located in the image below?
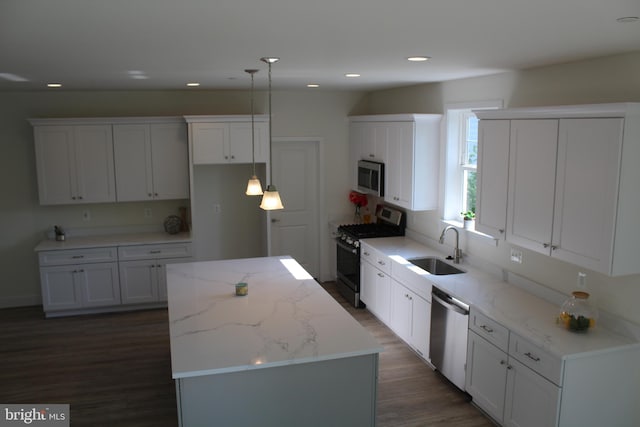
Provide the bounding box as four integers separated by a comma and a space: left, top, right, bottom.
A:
510, 248, 523, 264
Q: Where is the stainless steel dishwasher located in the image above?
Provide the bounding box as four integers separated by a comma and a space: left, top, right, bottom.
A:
429, 287, 470, 390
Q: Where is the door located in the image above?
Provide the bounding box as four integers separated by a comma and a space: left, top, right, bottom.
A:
268, 139, 320, 279
476, 120, 511, 237
73, 125, 116, 203
506, 120, 558, 253
150, 123, 189, 200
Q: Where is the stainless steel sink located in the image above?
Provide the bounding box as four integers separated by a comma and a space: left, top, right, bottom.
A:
407, 257, 465, 275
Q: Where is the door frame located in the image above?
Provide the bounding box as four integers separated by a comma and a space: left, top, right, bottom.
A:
267, 137, 325, 280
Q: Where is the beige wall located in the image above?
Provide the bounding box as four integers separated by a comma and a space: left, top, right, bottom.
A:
361, 51, 640, 325
0, 89, 362, 307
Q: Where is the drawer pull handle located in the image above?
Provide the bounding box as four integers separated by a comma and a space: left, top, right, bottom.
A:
377, 272, 385, 278
363, 252, 370, 256
524, 352, 541, 362
378, 260, 386, 265
149, 250, 162, 254
480, 325, 494, 333
72, 255, 84, 259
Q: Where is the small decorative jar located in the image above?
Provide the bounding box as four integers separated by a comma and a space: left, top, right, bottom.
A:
235, 282, 248, 296
558, 291, 598, 332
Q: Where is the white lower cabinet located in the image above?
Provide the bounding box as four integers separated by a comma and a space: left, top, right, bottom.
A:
38, 241, 191, 316
466, 330, 560, 427
118, 243, 192, 304
39, 247, 121, 313
390, 279, 430, 359
360, 259, 391, 324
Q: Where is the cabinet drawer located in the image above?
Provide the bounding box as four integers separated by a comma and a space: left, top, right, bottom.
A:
469, 308, 510, 352
360, 244, 391, 274
509, 332, 563, 386
118, 243, 192, 260
38, 247, 117, 266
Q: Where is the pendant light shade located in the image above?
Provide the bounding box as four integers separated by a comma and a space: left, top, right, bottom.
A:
246, 176, 263, 196
259, 185, 284, 210
244, 68, 263, 196
259, 57, 284, 210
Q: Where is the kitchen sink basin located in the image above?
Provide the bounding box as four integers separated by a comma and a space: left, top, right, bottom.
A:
407, 257, 465, 275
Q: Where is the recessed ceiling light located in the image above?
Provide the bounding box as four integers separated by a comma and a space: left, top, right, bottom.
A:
47, 83, 62, 88
307, 84, 320, 88
407, 56, 431, 62
186, 82, 200, 87
616, 16, 639, 23
345, 73, 361, 78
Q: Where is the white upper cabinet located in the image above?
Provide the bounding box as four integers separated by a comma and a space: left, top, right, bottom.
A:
33, 124, 116, 205
349, 114, 441, 211
506, 119, 559, 251
187, 116, 269, 165
476, 103, 640, 276
113, 121, 189, 201
475, 120, 510, 237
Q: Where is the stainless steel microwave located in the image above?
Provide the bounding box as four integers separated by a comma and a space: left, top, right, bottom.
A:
357, 160, 384, 197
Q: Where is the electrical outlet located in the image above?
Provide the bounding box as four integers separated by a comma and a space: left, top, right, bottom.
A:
144, 208, 152, 218
510, 248, 523, 264
82, 210, 91, 221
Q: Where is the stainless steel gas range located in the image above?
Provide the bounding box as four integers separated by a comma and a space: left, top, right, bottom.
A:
335, 206, 405, 307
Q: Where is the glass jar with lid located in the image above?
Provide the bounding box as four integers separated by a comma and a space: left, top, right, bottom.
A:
558, 291, 598, 332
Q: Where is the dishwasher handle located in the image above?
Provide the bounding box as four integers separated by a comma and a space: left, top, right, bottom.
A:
432, 288, 469, 315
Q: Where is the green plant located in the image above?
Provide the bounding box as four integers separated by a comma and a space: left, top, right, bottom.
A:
461, 210, 475, 221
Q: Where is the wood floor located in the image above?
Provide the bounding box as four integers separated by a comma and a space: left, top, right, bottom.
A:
0, 282, 494, 427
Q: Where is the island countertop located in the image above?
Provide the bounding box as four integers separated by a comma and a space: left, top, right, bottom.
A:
166, 256, 382, 379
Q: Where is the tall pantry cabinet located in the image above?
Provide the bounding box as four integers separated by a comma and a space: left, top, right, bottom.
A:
475, 103, 640, 276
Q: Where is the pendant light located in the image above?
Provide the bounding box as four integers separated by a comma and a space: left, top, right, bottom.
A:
259, 57, 284, 210
244, 68, 263, 196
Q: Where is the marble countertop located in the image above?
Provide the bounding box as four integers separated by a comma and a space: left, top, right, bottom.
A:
361, 236, 640, 360
34, 231, 191, 251
166, 256, 382, 379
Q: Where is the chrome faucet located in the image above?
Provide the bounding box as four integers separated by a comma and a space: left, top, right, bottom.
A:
439, 226, 462, 264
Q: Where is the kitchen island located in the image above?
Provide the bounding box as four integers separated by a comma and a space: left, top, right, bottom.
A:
167, 256, 382, 427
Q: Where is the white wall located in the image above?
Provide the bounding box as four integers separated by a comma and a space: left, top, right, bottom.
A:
360, 51, 640, 325
0, 89, 363, 307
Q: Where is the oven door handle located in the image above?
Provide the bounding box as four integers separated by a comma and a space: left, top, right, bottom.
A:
336, 239, 358, 255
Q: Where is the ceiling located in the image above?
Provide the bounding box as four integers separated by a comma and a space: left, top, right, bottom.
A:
1, 0, 638, 92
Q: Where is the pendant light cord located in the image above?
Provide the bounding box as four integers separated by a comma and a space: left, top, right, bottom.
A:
250, 71, 256, 176
267, 60, 273, 186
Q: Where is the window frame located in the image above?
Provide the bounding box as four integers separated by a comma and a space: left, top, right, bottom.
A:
441, 100, 502, 224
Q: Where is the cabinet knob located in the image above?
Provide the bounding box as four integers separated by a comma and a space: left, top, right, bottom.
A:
154, 193, 159, 196
363, 251, 370, 256
500, 360, 507, 365
231, 155, 235, 159
543, 243, 550, 248
499, 229, 504, 234
551, 245, 558, 251
369, 154, 375, 158
225, 156, 229, 159
148, 193, 153, 197
72, 196, 76, 200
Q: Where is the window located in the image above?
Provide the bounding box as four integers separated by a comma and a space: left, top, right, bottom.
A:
442, 101, 501, 223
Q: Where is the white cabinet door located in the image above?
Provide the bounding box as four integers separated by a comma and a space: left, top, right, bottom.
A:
149, 123, 189, 200
119, 260, 160, 304
113, 124, 154, 201
72, 125, 116, 203
34, 125, 116, 204
466, 330, 508, 423
114, 123, 188, 201
360, 261, 375, 306
192, 122, 228, 164
385, 122, 414, 208
228, 122, 269, 163
360, 260, 391, 324
40, 266, 83, 311
191, 121, 267, 164
360, 123, 389, 162
552, 118, 623, 273
504, 357, 561, 427
40, 262, 120, 311
77, 262, 121, 307
34, 126, 76, 204
476, 120, 511, 237
506, 120, 558, 253
410, 293, 430, 360
389, 279, 412, 343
